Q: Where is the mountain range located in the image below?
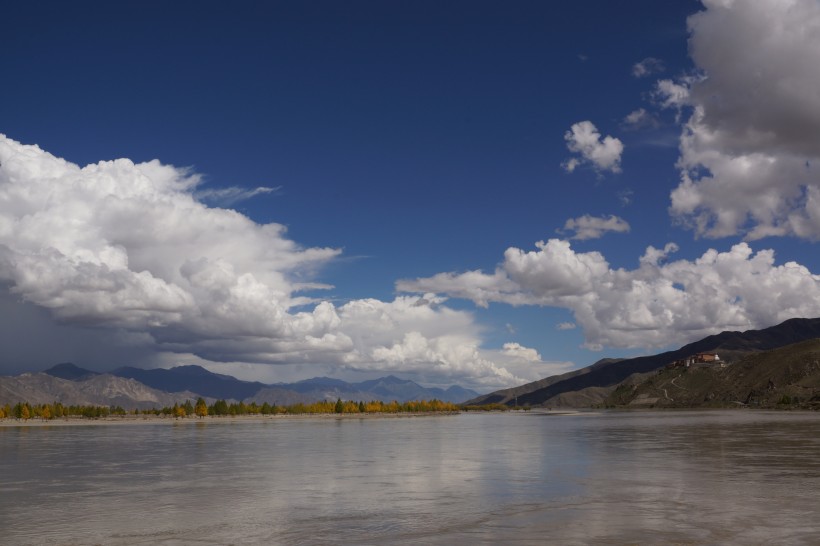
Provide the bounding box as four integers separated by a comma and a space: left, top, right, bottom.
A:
0, 363, 479, 408
466, 317, 820, 408
5, 317, 820, 411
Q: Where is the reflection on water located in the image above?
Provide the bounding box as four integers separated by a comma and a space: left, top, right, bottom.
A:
2, 411, 820, 545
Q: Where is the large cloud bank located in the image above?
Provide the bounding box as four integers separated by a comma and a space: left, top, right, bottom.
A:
0, 135, 562, 388
667, 0, 820, 240
398, 238, 820, 350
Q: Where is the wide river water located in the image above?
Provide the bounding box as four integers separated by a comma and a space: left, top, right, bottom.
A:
2, 410, 820, 545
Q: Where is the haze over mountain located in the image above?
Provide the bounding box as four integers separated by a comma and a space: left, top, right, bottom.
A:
467, 318, 820, 408
111, 365, 268, 401
0, 363, 479, 407
45, 362, 100, 381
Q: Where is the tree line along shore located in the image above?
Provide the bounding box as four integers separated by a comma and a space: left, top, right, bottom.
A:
0, 397, 486, 421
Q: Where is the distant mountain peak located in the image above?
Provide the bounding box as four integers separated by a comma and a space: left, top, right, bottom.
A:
165, 365, 233, 379
168, 364, 211, 373
295, 376, 349, 386
110, 365, 266, 400
379, 375, 408, 384
43, 362, 99, 381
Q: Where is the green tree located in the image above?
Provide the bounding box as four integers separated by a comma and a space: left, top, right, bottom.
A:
195, 397, 208, 418
334, 398, 344, 414
212, 399, 229, 416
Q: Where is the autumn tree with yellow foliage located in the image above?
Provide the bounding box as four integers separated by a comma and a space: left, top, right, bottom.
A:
0, 398, 459, 420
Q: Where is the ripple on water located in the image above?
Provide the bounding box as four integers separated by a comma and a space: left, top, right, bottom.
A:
2, 411, 820, 545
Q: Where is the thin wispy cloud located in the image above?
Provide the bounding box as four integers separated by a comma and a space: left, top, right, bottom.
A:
622, 108, 660, 130
632, 57, 665, 78
196, 185, 281, 206
560, 214, 631, 240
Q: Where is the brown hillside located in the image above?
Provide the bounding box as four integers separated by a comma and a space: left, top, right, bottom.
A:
470, 318, 820, 408
606, 338, 820, 409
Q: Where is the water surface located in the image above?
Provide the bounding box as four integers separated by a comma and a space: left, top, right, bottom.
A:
2, 411, 820, 545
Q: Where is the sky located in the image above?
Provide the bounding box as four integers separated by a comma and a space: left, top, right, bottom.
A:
2, 0, 820, 392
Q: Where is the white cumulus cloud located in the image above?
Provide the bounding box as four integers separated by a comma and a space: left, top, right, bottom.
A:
0, 135, 536, 389
502, 342, 541, 362
496, 342, 573, 383
562, 121, 623, 174
398, 238, 820, 351
668, 0, 820, 240
654, 79, 691, 111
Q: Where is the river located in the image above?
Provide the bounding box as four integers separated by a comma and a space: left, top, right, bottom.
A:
2, 410, 819, 545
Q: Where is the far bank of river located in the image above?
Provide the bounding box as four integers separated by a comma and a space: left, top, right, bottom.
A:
0, 411, 467, 427
3, 406, 811, 427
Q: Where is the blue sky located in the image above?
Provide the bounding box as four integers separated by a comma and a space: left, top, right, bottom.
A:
2, 0, 820, 391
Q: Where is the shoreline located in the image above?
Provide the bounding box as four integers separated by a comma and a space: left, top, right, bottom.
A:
0, 411, 461, 427
3, 408, 817, 427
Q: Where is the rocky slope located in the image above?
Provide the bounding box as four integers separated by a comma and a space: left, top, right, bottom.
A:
606, 338, 820, 409
463, 358, 623, 407
0, 373, 200, 409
